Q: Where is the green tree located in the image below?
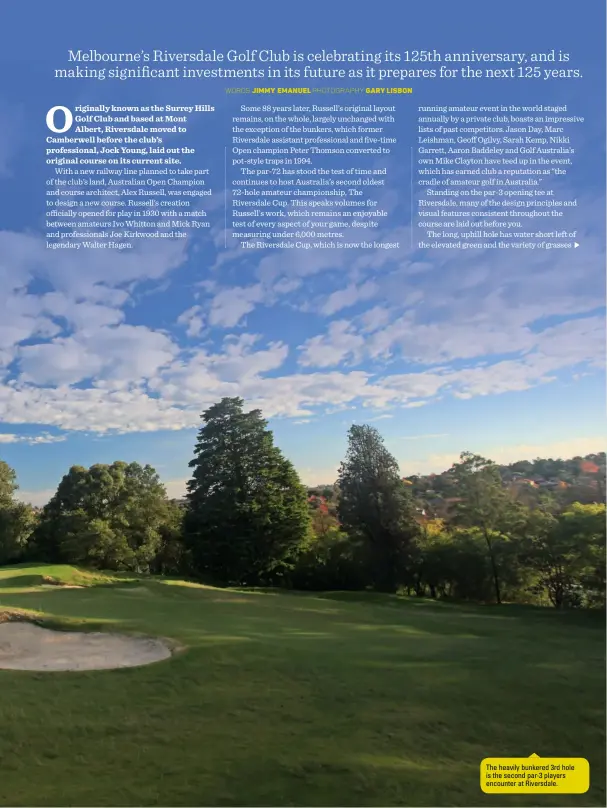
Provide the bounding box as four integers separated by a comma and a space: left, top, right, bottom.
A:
291, 527, 367, 591
0, 459, 18, 505
449, 452, 525, 604
574, 503, 607, 607
407, 518, 451, 598
0, 460, 37, 565
183, 397, 310, 586
337, 424, 419, 593
33, 461, 171, 571
521, 502, 606, 608
439, 529, 496, 601
151, 499, 188, 576
307, 491, 340, 539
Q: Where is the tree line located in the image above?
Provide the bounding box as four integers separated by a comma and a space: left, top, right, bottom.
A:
0, 397, 604, 609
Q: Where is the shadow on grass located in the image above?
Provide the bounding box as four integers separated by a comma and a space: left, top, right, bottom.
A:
0, 575, 62, 588
0, 565, 142, 590
32, 614, 129, 633
0, 604, 129, 633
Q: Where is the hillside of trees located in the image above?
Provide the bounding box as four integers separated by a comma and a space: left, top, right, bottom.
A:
0, 397, 604, 609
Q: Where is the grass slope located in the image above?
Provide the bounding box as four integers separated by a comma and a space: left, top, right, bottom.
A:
0, 563, 604, 807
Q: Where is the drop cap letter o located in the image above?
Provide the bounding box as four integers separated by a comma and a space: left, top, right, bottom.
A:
46, 106, 73, 133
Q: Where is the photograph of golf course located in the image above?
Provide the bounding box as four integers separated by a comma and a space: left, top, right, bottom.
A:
0, 400, 605, 807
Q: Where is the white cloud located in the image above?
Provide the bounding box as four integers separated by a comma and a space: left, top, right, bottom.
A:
0, 383, 198, 434
0, 294, 61, 370
361, 306, 391, 333
156, 334, 289, 396
320, 281, 378, 316
40, 293, 124, 331
177, 305, 205, 337
0, 230, 187, 300
0, 433, 20, 443
19, 325, 178, 386
298, 320, 365, 368
208, 284, 265, 328
0, 432, 66, 445
0, 226, 189, 386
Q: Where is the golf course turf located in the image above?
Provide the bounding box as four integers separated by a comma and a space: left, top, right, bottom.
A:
0, 564, 604, 807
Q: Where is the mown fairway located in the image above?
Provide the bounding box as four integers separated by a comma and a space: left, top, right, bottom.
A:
0, 564, 604, 807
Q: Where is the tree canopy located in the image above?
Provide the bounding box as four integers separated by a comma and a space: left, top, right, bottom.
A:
33, 461, 171, 572
183, 397, 310, 585
0, 460, 36, 565
447, 452, 526, 604
337, 424, 419, 592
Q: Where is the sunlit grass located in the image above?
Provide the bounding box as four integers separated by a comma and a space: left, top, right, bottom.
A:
0, 563, 604, 807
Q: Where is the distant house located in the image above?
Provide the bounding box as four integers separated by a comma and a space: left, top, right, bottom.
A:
432, 497, 462, 518
580, 460, 600, 474
541, 479, 562, 488
308, 494, 329, 514
510, 478, 537, 488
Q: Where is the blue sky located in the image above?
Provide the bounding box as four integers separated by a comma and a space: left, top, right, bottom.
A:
0, 0, 605, 505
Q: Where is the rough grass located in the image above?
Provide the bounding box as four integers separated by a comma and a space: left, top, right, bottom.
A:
0, 563, 604, 807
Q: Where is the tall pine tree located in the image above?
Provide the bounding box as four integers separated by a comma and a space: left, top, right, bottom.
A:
338, 424, 419, 593
183, 397, 310, 585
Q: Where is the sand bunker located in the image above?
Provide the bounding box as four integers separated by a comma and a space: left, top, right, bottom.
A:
0, 622, 172, 671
